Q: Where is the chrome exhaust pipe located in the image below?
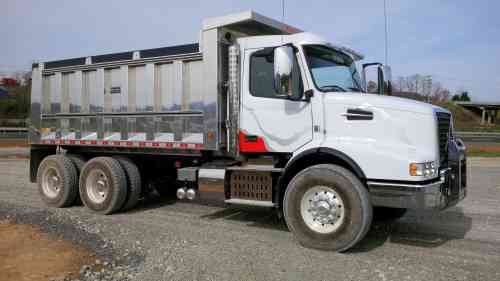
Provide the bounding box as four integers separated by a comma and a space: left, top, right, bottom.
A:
186, 188, 196, 200
176, 188, 186, 200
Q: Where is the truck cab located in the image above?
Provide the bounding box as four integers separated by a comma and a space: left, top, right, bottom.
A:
228, 29, 467, 249
30, 11, 466, 251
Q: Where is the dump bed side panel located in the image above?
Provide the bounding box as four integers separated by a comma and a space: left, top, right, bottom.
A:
31, 44, 211, 152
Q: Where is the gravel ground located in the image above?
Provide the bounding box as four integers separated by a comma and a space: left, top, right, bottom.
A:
1, 158, 500, 281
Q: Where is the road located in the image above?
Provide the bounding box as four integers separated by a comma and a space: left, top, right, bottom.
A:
1, 158, 500, 281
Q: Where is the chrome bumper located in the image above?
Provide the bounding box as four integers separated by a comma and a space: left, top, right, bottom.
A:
368, 171, 459, 210
368, 139, 467, 210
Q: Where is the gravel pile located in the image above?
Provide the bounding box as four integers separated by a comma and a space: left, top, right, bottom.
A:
46, 262, 135, 281
0, 203, 143, 281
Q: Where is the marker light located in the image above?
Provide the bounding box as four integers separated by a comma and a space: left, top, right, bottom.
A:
410, 162, 438, 178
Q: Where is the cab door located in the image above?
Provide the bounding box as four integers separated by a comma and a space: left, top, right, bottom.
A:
239, 47, 312, 153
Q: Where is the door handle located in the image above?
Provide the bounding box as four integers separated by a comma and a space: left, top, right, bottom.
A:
244, 135, 259, 142
341, 108, 373, 120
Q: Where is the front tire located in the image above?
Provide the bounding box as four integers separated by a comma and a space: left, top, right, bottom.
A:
79, 157, 128, 215
283, 164, 372, 252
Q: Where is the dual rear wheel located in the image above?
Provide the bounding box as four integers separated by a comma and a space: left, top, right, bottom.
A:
37, 155, 142, 214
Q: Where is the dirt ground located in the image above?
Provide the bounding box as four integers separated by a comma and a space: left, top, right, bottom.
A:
0, 139, 28, 148
0, 220, 95, 281
468, 143, 500, 153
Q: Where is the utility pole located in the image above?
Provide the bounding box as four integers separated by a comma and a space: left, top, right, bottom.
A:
281, 0, 285, 43
384, 0, 389, 65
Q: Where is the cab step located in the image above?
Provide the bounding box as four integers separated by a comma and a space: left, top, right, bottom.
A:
224, 198, 276, 207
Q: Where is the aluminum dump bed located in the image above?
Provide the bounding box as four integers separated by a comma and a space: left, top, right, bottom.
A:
30, 11, 300, 153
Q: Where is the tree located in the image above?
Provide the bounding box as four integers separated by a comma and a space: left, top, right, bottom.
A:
1, 71, 31, 119
451, 91, 471, 102
393, 74, 454, 104
460, 91, 471, 102
430, 81, 451, 103
367, 81, 378, 93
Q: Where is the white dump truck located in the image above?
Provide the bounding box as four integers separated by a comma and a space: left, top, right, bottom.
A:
30, 11, 466, 251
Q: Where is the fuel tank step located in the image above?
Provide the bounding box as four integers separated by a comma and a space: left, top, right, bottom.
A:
224, 198, 275, 207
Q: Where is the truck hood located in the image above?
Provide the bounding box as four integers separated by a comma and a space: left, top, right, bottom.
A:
320, 91, 444, 181
330, 93, 448, 116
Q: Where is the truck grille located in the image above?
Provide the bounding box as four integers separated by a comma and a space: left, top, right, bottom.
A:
436, 112, 451, 163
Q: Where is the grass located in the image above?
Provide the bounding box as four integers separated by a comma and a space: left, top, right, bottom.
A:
467, 151, 500, 157
437, 102, 500, 132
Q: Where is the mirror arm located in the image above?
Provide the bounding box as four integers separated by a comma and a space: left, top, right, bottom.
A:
303, 89, 314, 102
362, 62, 382, 69
362, 62, 382, 91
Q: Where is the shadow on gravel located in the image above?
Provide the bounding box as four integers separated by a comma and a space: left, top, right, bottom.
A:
127, 193, 177, 214
201, 206, 289, 231
125, 192, 473, 253
351, 206, 473, 253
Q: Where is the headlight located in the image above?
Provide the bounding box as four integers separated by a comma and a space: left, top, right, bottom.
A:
410, 161, 438, 178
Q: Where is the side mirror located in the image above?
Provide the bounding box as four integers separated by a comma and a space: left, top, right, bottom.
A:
273, 46, 294, 97
362, 63, 393, 95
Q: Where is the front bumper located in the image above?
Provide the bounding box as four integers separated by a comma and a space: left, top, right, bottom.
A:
368, 139, 467, 210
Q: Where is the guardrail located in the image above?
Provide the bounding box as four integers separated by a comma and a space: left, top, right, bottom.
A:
456, 131, 500, 144
0, 127, 28, 139
0, 127, 27, 132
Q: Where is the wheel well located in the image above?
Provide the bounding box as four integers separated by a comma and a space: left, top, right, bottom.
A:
277, 149, 366, 208
30, 146, 57, 182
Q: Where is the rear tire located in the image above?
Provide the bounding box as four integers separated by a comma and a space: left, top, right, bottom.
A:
79, 157, 128, 215
283, 164, 372, 252
37, 155, 79, 208
66, 154, 86, 205
114, 156, 142, 211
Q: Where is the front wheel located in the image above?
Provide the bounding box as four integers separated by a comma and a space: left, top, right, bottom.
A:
283, 164, 372, 252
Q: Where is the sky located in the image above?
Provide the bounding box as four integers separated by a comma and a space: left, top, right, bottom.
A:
1, 0, 499, 102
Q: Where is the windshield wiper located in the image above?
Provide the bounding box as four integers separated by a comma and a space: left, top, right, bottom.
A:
348, 87, 362, 92
319, 85, 347, 92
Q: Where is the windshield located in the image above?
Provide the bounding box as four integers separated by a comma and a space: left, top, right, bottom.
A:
303, 45, 363, 92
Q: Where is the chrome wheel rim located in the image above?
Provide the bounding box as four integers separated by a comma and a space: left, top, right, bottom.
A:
41, 167, 62, 198
300, 186, 345, 234
86, 169, 109, 204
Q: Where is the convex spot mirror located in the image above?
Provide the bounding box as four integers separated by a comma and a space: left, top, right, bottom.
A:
273, 45, 294, 97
